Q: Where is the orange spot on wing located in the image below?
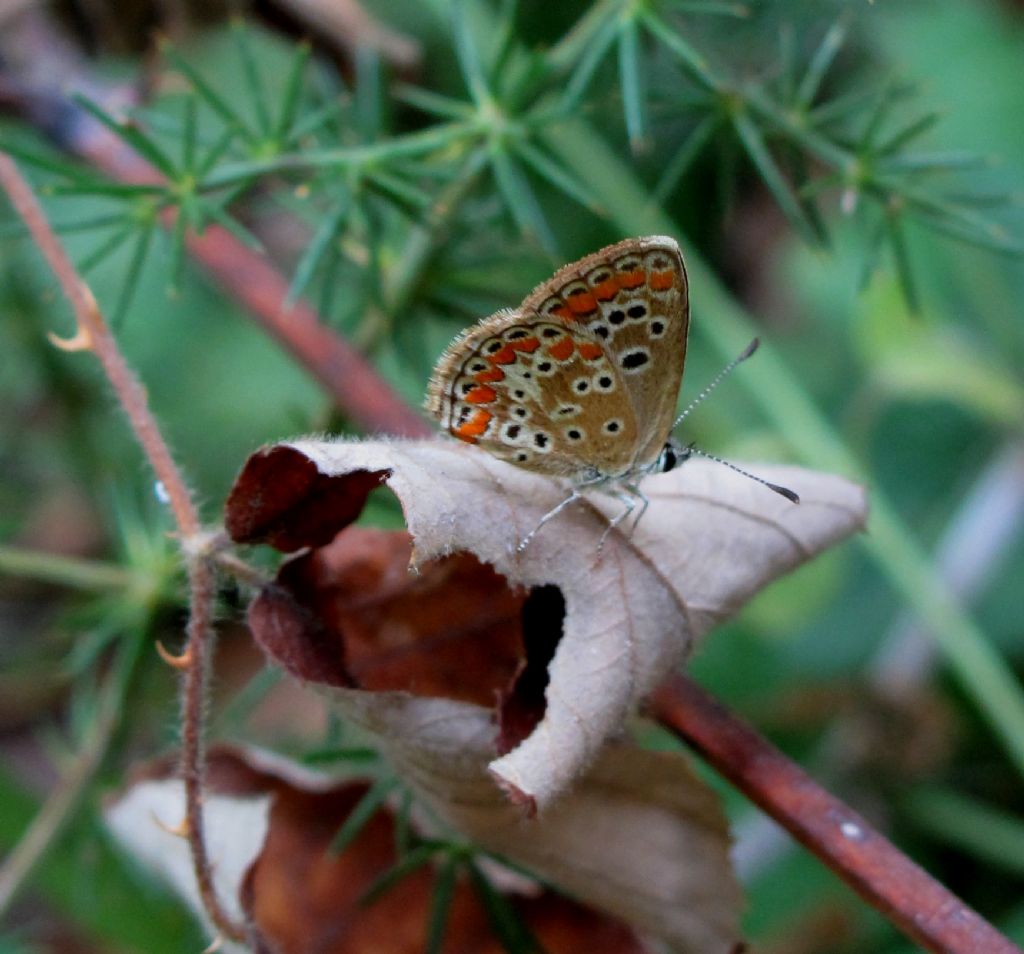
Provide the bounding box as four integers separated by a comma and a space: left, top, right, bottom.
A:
650, 269, 675, 291
550, 305, 573, 321
578, 342, 604, 361
454, 409, 491, 441
567, 290, 598, 314
547, 337, 574, 361
487, 345, 517, 364
511, 336, 540, 352
617, 269, 646, 290
593, 278, 619, 301
474, 367, 505, 383
465, 385, 497, 404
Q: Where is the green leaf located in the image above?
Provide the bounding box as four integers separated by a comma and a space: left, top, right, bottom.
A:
513, 141, 603, 213
452, 0, 491, 106
76, 224, 135, 275
796, 18, 847, 109
396, 85, 475, 120
111, 223, 155, 326
640, 10, 715, 91
467, 863, 544, 954
732, 110, 820, 245
287, 191, 352, 307
73, 96, 179, 179
424, 857, 458, 954
232, 21, 272, 137
652, 113, 718, 202
489, 148, 558, 256
359, 843, 439, 908
329, 776, 398, 857
275, 41, 312, 146
162, 43, 252, 142
558, 11, 619, 113
904, 787, 1024, 877
181, 95, 197, 173
617, 18, 646, 151
876, 111, 940, 157
884, 209, 920, 315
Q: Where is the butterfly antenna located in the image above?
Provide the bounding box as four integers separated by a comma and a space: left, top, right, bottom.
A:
685, 444, 800, 503
671, 337, 760, 430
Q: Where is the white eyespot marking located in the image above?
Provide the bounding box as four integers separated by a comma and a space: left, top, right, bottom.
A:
532, 431, 553, 453
469, 361, 487, 373
572, 377, 591, 395
623, 300, 648, 320
500, 422, 528, 445
564, 426, 585, 442
555, 403, 582, 418
514, 450, 530, 463
510, 405, 531, 421
534, 356, 558, 377
594, 373, 616, 393
648, 318, 667, 338
540, 297, 564, 318
592, 323, 611, 341
620, 348, 651, 373
604, 419, 624, 435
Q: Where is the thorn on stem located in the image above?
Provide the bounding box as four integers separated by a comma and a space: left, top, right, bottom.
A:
156, 639, 194, 670
47, 326, 94, 352
151, 810, 190, 838
201, 934, 225, 954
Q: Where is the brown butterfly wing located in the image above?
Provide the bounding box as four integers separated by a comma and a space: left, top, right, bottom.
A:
425, 310, 641, 481
520, 236, 689, 469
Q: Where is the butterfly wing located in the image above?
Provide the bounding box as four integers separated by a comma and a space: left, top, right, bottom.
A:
520, 235, 689, 470
426, 310, 641, 481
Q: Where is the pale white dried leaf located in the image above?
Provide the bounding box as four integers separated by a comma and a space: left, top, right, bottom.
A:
245, 689, 743, 953
105, 776, 271, 953
277, 437, 865, 811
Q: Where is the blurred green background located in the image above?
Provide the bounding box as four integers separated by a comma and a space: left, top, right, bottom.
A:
0, 1, 1022, 951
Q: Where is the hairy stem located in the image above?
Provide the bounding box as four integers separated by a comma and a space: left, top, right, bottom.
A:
0, 151, 246, 943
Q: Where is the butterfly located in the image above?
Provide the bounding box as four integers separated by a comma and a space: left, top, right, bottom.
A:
425, 235, 794, 550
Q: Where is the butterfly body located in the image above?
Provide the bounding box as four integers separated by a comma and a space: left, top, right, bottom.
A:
426, 236, 689, 502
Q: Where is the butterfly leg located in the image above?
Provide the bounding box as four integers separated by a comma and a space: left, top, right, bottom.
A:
516, 487, 584, 554
597, 490, 639, 552
627, 483, 650, 533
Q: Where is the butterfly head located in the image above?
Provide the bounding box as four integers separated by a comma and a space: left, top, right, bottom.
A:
655, 437, 691, 474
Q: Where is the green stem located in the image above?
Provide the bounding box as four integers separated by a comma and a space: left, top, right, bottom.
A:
0, 629, 146, 916
0, 544, 136, 591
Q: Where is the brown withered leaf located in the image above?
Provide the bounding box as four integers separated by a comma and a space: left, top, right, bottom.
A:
106, 747, 649, 954
227, 438, 867, 811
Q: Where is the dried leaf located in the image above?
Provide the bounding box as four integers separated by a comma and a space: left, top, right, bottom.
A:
227, 438, 866, 812
106, 747, 650, 953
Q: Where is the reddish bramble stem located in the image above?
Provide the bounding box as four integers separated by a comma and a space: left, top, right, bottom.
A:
0, 151, 246, 944
651, 674, 1023, 954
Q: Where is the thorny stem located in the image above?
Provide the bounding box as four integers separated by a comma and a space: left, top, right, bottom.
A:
0, 151, 247, 944
651, 674, 1024, 954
